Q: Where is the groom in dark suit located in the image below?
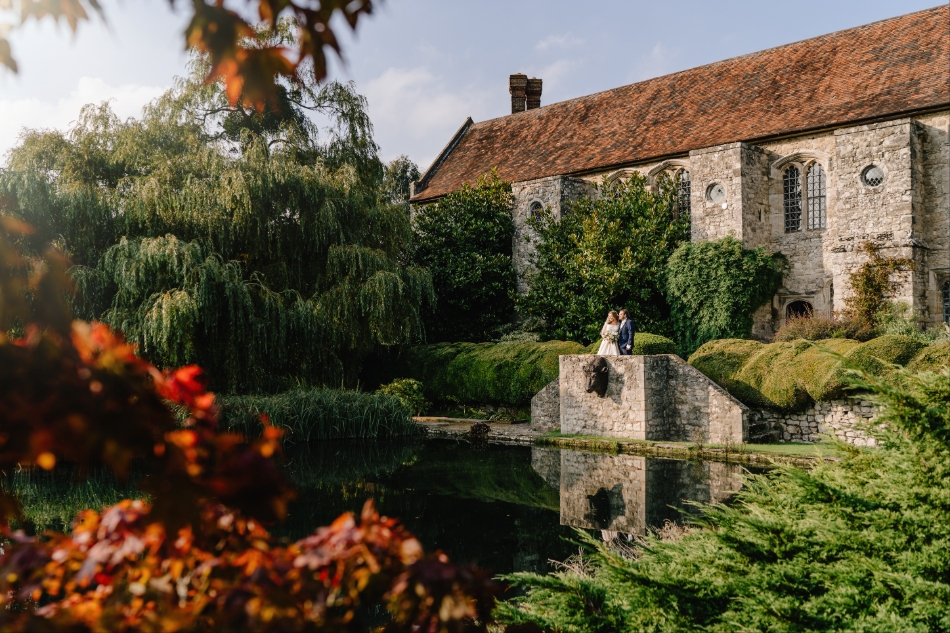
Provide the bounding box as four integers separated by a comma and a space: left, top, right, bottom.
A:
617, 309, 635, 355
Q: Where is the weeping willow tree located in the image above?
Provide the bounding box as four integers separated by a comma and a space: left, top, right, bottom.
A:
0, 41, 432, 393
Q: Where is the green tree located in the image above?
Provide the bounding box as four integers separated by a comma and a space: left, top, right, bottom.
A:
384, 155, 421, 207
516, 173, 690, 344
666, 237, 785, 355
0, 57, 432, 394
412, 171, 516, 342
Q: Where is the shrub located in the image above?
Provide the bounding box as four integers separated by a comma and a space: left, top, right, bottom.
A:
907, 342, 950, 374
843, 242, 914, 331
583, 332, 678, 355
689, 335, 940, 411
498, 367, 950, 631
666, 237, 786, 355
515, 173, 690, 343
219, 388, 418, 442
773, 312, 861, 342
381, 341, 588, 406
412, 170, 516, 342
377, 378, 430, 416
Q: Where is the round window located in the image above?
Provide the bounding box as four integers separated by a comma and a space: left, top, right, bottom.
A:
862, 165, 885, 187
706, 183, 725, 203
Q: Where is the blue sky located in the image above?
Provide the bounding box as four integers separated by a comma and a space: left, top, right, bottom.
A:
0, 0, 941, 168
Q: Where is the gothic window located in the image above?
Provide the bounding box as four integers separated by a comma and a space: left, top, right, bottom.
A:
529, 201, 543, 219
783, 165, 802, 233
806, 163, 826, 230
943, 280, 950, 324
675, 170, 691, 217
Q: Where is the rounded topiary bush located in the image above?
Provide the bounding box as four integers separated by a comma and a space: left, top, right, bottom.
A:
907, 342, 950, 374
689, 335, 937, 412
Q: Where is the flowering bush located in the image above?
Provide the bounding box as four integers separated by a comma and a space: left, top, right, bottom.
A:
0, 218, 496, 630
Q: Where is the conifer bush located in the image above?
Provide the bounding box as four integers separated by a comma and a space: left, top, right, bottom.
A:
498, 365, 950, 632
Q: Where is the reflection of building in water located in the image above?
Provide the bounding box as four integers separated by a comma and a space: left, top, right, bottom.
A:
532, 448, 744, 535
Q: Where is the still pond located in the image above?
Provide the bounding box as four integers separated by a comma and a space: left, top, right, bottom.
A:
9, 439, 756, 580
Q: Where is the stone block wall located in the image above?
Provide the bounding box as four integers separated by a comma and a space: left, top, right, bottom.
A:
511, 176, 595, 293
557, 355, 747, 444
750, 399, 879, 447
529, 379, 559, 432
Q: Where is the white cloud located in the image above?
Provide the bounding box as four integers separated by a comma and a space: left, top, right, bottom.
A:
629, 42, 678, 82
534, 33, 584, 52
362, 66, 489, 168
529, 59, 581, 90
0, 77, 166, 159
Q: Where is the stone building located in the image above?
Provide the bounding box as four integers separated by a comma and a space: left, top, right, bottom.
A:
410, 7, 950, 336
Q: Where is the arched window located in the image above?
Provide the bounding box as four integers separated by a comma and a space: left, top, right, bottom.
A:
529, 201, 543, 219
786, 300, 813, 319
675, 170, 691, 217
943, 280, 950, 324
783, 166, 802, 233
806, 163, 826, 230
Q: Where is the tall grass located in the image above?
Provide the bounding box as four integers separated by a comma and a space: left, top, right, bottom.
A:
218, 388, 419, 443
3, 467, 143, 533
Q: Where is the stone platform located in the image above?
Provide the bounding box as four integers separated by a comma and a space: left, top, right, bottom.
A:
534, 355, 749, 445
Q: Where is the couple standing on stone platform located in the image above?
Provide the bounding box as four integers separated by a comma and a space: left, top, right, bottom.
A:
596, 309, 635, 356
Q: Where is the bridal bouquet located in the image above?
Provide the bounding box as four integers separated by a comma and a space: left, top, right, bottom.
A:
602, 331, 619, 343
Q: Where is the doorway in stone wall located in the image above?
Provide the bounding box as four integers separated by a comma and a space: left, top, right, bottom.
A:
786, 300, 813, 319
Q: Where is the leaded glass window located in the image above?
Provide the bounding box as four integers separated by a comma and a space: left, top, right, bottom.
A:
806, 163, 826, 230
783, 166, 802, 233
675, 170, 691, 217
943, 281, 950, 324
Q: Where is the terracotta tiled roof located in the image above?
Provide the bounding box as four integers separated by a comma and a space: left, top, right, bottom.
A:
411, 6, 950, 202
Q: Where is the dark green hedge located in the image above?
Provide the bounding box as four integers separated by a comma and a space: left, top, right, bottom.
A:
689, 335, 949, 411
377, 334, 677, 406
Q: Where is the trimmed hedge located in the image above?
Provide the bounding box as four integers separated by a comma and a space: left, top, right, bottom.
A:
689, 334, 947, 411
380, 334, 677, 406
582, 333, 679, 356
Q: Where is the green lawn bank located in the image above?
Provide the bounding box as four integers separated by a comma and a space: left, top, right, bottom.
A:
371, 334, 677, 407
689, 335, 950, 411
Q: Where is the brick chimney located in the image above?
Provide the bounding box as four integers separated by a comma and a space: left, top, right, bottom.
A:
509, 73, 527, 113
526, 77, 542, 110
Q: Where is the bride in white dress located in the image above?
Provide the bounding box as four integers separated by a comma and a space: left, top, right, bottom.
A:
596, 311, 621, 356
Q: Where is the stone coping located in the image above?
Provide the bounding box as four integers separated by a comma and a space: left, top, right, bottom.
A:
414, 420, 843, 467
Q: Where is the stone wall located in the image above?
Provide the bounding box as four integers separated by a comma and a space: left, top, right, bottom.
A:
511, 176, 595, 293
505, 110, 949, 331
750, 399, 879, 447
529, 379, 559, 432
557, 355, 747, 444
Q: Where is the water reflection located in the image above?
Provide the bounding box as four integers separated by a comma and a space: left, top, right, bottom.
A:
7, 439, 751, 579
531, 447, 745, 536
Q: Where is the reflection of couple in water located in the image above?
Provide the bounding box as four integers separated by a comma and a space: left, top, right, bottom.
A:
596, 309, 635, 356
